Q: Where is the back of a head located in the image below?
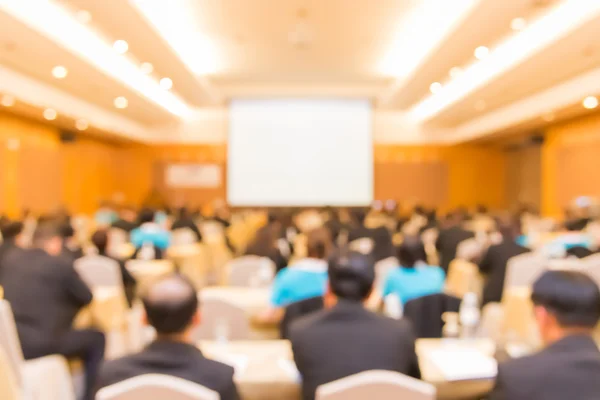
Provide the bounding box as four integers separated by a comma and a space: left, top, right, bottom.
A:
91, 230, 109, 254
138, 208, 156, 224
32, 220, 62, 247
532, 270, 600, 328
306, 228, 332, 260
142, 274, 198, 335
497, 215, 520, 241
398, 236, 426, 268
178, 207, 189, 219
328, 250, 375, 302
0, 220, 23, 241
59, 222, 75, 239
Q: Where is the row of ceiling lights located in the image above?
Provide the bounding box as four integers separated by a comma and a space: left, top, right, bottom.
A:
425, 15, 599, 117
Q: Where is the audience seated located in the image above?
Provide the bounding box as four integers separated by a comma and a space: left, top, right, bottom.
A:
171, 207, 203, 242
97, 275, 240, 400
435, 211, 475, 272
0, 220, 23, 273
90, 230, 137, 307
489, 270, 600, 399
382, 236, 445, 306
290, 250, 420, 400
261, 228, 331, 323
59, 222, 84, 262
245, 223, 288, 272
111, 205, 139, 234
0, 220, 105, 400
130, 208, 171, 251
478, 218, 529, 306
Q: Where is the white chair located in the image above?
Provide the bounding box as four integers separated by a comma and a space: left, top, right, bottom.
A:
456, 238, 483, 262
194, 298, 250, 341
316, 370, 435, 400
0, 346, 20, 400
225, 256, 275, 287
503, 252, 547, 292
445, 260, 483, 299
96, 374, 219, 400
74, 255, 124, 290
0, 300, 76, 400
107, 228, 129, 259
171, 228, 198, 246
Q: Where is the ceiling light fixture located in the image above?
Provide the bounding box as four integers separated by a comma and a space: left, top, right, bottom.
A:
75, 119, 89, 131
43, 108, 57, 120
1, 94, 16, 107
429, 82, 442, 94
511, 17, 527, 31
140, 62, 154, 74
583, 96, 599, 109
474, 46, 489, 60
113, 40, 129, 54
159, 77, 173, 90
0, 1, 190, 116
114, 96, 128, 109
410, 1, 600, 121
52, 65, 68, 79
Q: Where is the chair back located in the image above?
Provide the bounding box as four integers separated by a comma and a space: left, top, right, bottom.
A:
125, 260, 174, 290
171, 228, 198, 246
0, 347, 20, 400
456, 238, 483, 262
503, 252, 546, 292
444, 260, 482, 299
194, 298, 250, 341
96, 374, 219, 400
74, 255, 124, 290
199, 221, 225, 244
225, 256, 275, 287
374, 257, 399, 292
501, 287, 541, 346
0, 300, 24, 386
108, 228, 129, 258
169, 244, 213, 289
316, 370, 435, 400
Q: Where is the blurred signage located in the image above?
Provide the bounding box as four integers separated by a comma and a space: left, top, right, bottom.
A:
166, 164, 221, 188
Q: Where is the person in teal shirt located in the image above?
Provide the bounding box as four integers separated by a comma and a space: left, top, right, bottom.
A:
382, 236, 445, 306
130, 208, 171, 250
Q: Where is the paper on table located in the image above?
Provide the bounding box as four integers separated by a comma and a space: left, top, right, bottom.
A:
277, 358, 302, 383
213, 353, 249, 377
427, 348, 497, 381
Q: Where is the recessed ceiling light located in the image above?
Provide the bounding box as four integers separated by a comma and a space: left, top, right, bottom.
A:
475, 100, 487, 111
114, 96, 128, 109
52, 65, 68, 79
583, 96, 599, 109
140, 62, 154, 74
429, 82, 442, 94
75, 119, 89, 131
511, 17, 527, 31
76, 10, 92, 24
474, 46, 489, 60
159, 77, 173, 90
113, 40, 129, 54
449, 67, 463, 79
1, 94, 16, 107
542, 113, 555, 122
43, 108, 57, 120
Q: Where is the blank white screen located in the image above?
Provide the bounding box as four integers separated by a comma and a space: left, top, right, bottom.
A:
228, 98, 373, 206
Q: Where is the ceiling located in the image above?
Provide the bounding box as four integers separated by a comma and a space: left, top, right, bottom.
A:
0, 0, 599, 143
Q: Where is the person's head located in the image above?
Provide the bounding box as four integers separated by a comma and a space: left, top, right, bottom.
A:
177, 207, 190, 220
91, 230, 109, 254
476, 204, 488, 215
532, 270, 600, 345
138, 208, 156, 224
32, 220, 64, 256
306, 228, 332, 260
142, 274, 200, 340
59, 223, 75, 239
326, 250, 375, 305
497, 215, 520, 241
350, 208, 368, 226
397, 236, 427, 268
0, 220, 23, 243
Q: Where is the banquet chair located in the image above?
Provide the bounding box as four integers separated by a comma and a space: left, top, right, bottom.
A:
0, 346, 20, 400
107, 228, 129, 259
194, 298, 250, 341
224, 256, 275, 287
315, 370, 435, 400
169, 244, 212, 289
75, 255, 124, 289
456, 238, 484, 262
0, 300, 76, 400
96, 374, 219, 400
444, 260, 482, 299
125, 260, 175, 290
503, 252, 547, 292
501, 287, 541, 347
171, 228, 198, 246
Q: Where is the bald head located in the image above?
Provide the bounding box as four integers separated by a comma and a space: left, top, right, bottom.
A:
142, 275, 198, 335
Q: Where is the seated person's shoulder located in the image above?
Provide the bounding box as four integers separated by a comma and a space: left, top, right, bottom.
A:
288, 308, 329, 338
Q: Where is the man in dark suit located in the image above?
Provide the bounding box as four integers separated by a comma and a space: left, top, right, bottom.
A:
0, 220, 23, 274
489, 270, 600, 400
290, 250, 421, 400
0, 221, 104, 400
97, 275, 239, 400
435, 212, 474, 272
478, 219, 529, 305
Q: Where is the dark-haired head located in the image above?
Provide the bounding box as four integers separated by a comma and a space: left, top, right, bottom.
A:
32, 220, 63, 255
59, 223, 75, 239
138, 208, 156, 224
327, 250, 375, 303
397, 236, 427, 268
350, 208, 368, 226
91, 230, 109, 255
0, 220, 23, 242
142, 274, 199, 337
306, 228, 332, 260
178, 207, 190, 219
532, 270, 600, 344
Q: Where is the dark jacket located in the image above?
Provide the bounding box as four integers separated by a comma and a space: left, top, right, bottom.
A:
97, 340, 239, 400
403, 293, 461, 338
280, 296, 324, 339
435, 225, 475, 272
0, 239, 18, 275
171, 218, 203, 242
97, 251, 137, 307
290, 301, 421, 400
479, 241, 529, 305
489, 334, 600, 400
61, 242, 84, 263
0, 248, 92, 358
111, 219, 138, 233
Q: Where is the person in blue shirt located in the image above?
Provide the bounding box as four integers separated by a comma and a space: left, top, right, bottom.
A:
382, 236, 445, 306
130, 208, 171, 251
259, 228, 331, 323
